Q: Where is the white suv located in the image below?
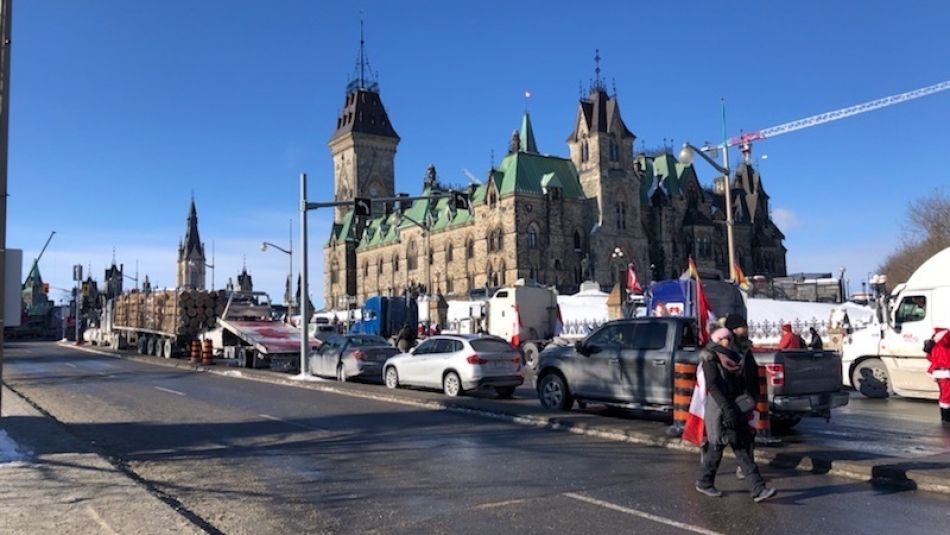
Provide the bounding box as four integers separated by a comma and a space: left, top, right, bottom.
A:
383, 335, 523, 397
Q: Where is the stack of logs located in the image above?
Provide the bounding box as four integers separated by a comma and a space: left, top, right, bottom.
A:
114, 289, 228, 336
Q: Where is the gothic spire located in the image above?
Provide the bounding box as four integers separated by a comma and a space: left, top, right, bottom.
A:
348, 13, 379, 94
520, 112, 538, 153
182, 198, 204, 259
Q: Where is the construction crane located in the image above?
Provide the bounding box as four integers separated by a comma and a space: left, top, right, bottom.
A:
728, 80, 950, 149
24, 230, 55, 285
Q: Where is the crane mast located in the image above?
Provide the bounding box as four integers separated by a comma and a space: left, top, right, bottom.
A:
728, 80, 950, 148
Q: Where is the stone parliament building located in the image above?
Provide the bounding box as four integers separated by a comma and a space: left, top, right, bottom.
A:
323, 52, 787, 309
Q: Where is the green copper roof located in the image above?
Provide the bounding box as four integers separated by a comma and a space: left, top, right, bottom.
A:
651, 153, 682, 196
495, 151, 585, 198
540, 171, 563, 189
520, 112, 538, 153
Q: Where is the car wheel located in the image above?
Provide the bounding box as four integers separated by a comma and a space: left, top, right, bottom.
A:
336, 362, 347, 383
538, 373, 574, 411
495, 386, 516, 399
443, 372, 462, 397
523, 342, 540, 369
852, 358, 890, 398
385, 367, 399, 389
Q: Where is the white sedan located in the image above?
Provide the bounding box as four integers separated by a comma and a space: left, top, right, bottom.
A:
383, 334, 524, 397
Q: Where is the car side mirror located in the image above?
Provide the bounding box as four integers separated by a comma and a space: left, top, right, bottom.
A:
574, 340, 589, 356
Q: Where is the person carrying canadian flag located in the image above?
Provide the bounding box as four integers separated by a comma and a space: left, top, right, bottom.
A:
688, 327, 777, 502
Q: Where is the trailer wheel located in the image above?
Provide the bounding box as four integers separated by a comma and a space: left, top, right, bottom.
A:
136, 337, 146, 354
162, 339, 174, 359
522, 342, 541, 369
145, 337, 156, 356
852, 358, 891, 399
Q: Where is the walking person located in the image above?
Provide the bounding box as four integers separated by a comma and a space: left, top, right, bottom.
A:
396, 323, 416, 353
925, 328, 950, 423
695, 327, 777, 502
807, 327, 823, 350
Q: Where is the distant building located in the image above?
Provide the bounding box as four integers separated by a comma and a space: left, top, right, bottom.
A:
323, 43, 787, 308
177, 198, 206, 290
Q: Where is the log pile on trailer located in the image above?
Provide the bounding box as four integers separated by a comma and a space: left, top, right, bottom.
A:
114, 289, 226, 337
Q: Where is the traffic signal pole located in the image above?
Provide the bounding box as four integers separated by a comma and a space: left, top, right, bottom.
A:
0, 0, 12, 417
298, 183, 473, 376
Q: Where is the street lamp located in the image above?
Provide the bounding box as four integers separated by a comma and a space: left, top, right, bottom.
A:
611, 246, 624, 285
261, 228, 294, 314
678, 142, 736, 281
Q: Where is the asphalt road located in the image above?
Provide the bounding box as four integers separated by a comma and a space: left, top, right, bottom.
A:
4, 341, 950, 534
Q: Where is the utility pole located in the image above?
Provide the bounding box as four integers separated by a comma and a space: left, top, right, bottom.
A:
0, 0, 12, 416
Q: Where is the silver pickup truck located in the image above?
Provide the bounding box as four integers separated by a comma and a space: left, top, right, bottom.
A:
536, 317, 849, 429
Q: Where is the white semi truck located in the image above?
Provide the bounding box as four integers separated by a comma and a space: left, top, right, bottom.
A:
484, 280, 560, 368
843, 246, 950, 399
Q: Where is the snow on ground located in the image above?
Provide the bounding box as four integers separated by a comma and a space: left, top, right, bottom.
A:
0, 430, 28, 465
289, 373, 330, 383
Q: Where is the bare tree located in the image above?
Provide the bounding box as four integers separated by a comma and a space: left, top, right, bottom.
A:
879, 188, 950, 286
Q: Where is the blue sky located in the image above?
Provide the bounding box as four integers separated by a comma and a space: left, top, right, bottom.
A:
9, 0, 950, 305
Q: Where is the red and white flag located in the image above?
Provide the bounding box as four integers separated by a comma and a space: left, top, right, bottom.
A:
511, 304, 523, 347
682, 365, 707, 446
553, 305, 564, 337
626, 263, 643, 294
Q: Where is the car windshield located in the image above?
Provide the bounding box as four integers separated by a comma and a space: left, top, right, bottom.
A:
470, 339, 515, 353
349, 335, 390, 347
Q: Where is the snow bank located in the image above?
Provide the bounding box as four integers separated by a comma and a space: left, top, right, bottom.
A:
0, 430, 28, 465
558, 288, 610, 324
746, 298, 874, 326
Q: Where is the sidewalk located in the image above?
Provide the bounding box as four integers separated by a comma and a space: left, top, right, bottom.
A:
0, 385, 202, 535
69, 343, 950, 495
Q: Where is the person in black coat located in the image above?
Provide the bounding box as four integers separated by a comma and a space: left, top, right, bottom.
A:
808, 327, 823, 350
696, 327, 777, 502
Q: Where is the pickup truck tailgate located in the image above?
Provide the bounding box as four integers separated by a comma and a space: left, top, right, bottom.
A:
774, 350, 842, 396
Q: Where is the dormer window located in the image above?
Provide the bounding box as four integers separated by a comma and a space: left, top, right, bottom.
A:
581, 139, 590, 162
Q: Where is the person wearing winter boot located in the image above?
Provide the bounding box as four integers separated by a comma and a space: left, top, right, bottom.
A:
925, 328, 950, 423
695, 327, 777, 502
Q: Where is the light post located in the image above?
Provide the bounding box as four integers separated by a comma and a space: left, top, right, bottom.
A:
678, 142, 736, 281
611, 246, 624, 286
261, 222, 293, 314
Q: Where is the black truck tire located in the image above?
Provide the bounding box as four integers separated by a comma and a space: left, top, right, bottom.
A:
769, 413, 802, 432
522, 342, 540, 369
852, 358, 891, 399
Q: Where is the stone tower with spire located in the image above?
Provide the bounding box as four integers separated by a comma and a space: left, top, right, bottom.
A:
328, 19, 400, 221
566, 50, 649, 285
177, 198, 207, 290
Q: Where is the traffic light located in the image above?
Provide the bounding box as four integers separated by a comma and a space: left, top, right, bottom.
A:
42, 283, 50, 294
353, 197, 372, 217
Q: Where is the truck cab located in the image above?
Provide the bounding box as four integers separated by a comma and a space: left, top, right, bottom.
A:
843, 246, 950, 399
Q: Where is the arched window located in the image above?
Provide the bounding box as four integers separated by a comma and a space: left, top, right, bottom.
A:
488, 232, 496, 252
428, 248, 434, 266
609, 137, 619, 162
466, 238, 475, 259
446, 243, 454, 262
527, 223, 539, 249
363, 261, 369, 278
407, 240, 418, 271
615, 202, 627, 230
392, 254, 400, 273
497, 229, 504, 251
573, 230, 582, 251
377, 257, 383, 275
499, 261, 506, 285
581, 138, 589, 162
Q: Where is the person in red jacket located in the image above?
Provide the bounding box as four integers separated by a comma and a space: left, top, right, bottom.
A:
778, 324, 803, 349
925, 328, 950, 423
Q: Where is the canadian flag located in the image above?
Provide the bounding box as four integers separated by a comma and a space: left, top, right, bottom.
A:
511, 304, 523, 347
626, 263, 643, 294
553, 305, 564, 337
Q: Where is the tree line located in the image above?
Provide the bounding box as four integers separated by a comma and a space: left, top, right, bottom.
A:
879, 188, 949, 286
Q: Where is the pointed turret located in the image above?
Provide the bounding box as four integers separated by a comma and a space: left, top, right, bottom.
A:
183, 198, 204, 258
520, 112, 538, 153
177, 198, 207, 290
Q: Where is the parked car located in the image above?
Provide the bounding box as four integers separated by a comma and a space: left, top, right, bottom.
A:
383, 334, 524, 397
309, 334, 400, 382
536, 317, 848, 429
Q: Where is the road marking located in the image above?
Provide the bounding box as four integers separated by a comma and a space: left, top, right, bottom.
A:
64, 362, 78, 368
85, 506, 120, 535
563, 493, 724, 535
154, 386, 186, 396
474, 498, 527, 510
259, 414, 326, 432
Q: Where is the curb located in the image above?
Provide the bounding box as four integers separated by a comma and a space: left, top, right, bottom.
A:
63, 343, 950, 495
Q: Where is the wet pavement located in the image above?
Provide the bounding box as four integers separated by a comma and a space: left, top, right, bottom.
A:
3, 341, 950, 533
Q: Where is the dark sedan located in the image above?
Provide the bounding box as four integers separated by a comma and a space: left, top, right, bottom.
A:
309, 334, 400, 382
